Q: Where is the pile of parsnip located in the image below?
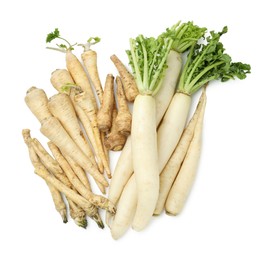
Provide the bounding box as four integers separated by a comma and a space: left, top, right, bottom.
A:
23, 21, 250, 238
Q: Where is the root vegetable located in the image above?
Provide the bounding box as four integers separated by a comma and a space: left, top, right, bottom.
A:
25, 87, 51, 123
79, 38, 104, 104
110, 54, 138, 102
108, 22, 208, 234
106, 50, 183, 225
48, 142, 115, 216
47, 183, 68, 223
110, 175, 137, 240
50, 69, 104, 176
23, 129, 68, 223
48, 93, 95, 164
128, 34, 173, 231
115, 76, 132, 136
154, 89, 206, 215
165, 94, 207, 215
40, 116, 108, 186
75, 91, 111, 179
97, 74, 114, 132
68, 200, 88, 228
105, 102, 126, 151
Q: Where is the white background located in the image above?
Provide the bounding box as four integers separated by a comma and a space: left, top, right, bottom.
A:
1, 0, 270, 259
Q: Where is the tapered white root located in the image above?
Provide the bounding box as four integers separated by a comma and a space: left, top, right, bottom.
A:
154, 89, 206, 215
110, 175, 137, 240
165, 95, 207, 215
157, 93, 191, 172
132, 95, 159, 231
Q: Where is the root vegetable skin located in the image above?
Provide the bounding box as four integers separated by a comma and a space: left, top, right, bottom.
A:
97, 74, 114, 132
110, 175, 137, 240
22, 129, 68, 223
40, 116, 108, 187
157, 93, 191, 172
66, 51, 98, 112
50, 69, 104, 176
25, 87, 51, 123
165, 96, 206, 215
105, 103, 126, 151
110, 55, 138, 102
115, 76, 132, 136
48, 142, 114, 213
75, 92, 111, 179
131, 95, 159, 231
81, 50, 104, 104
154, 90, 206, 215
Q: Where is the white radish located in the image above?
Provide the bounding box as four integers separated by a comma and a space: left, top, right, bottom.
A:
165, 95, 206, 215
157, 92, 191, 172
131, 95, 159, 231
110, 175, 137, 240
154, 89, 206, 215
107, 50, 182, 224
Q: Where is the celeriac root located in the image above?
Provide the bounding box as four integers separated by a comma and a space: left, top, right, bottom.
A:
110, 54, 138, 102
115, 76, 132, 136
97, 74, 114, 132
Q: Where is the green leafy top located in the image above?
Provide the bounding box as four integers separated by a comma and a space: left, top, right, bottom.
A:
46, 28, 76, 52
126, 35, 173, 95
159, 21, 206, 53
177, 27, 251, 95
78, 36, 101, 52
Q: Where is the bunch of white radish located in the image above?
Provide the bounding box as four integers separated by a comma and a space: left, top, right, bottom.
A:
109, 25, 250, 239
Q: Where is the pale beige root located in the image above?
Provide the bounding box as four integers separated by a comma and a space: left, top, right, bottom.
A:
115, 76, 132, 136
27, 134, 89, 226
30, 138, 71, 187
97, 74, 114, 132
68, 200, 88, 228
50, 69, 75, 94
66, 50, 98, 112
81, 50, 104, 104
165, 96, 207, 216
50, 69, 104, 174
110, 54, 139, 102
23, 133, 102, 219
25, 87, 52, 123
40, 116, 108, 187
105, 102, 126, 151
48, 142, 115, 215
47, 182, 68, 223
154, 89, 206, 215
48, 142, 104, 228
48, 93, 96, 163
63, 155, 91, 190
75, 92, 111, 179
63, 153, 105, 194
22, 129, 67, 223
